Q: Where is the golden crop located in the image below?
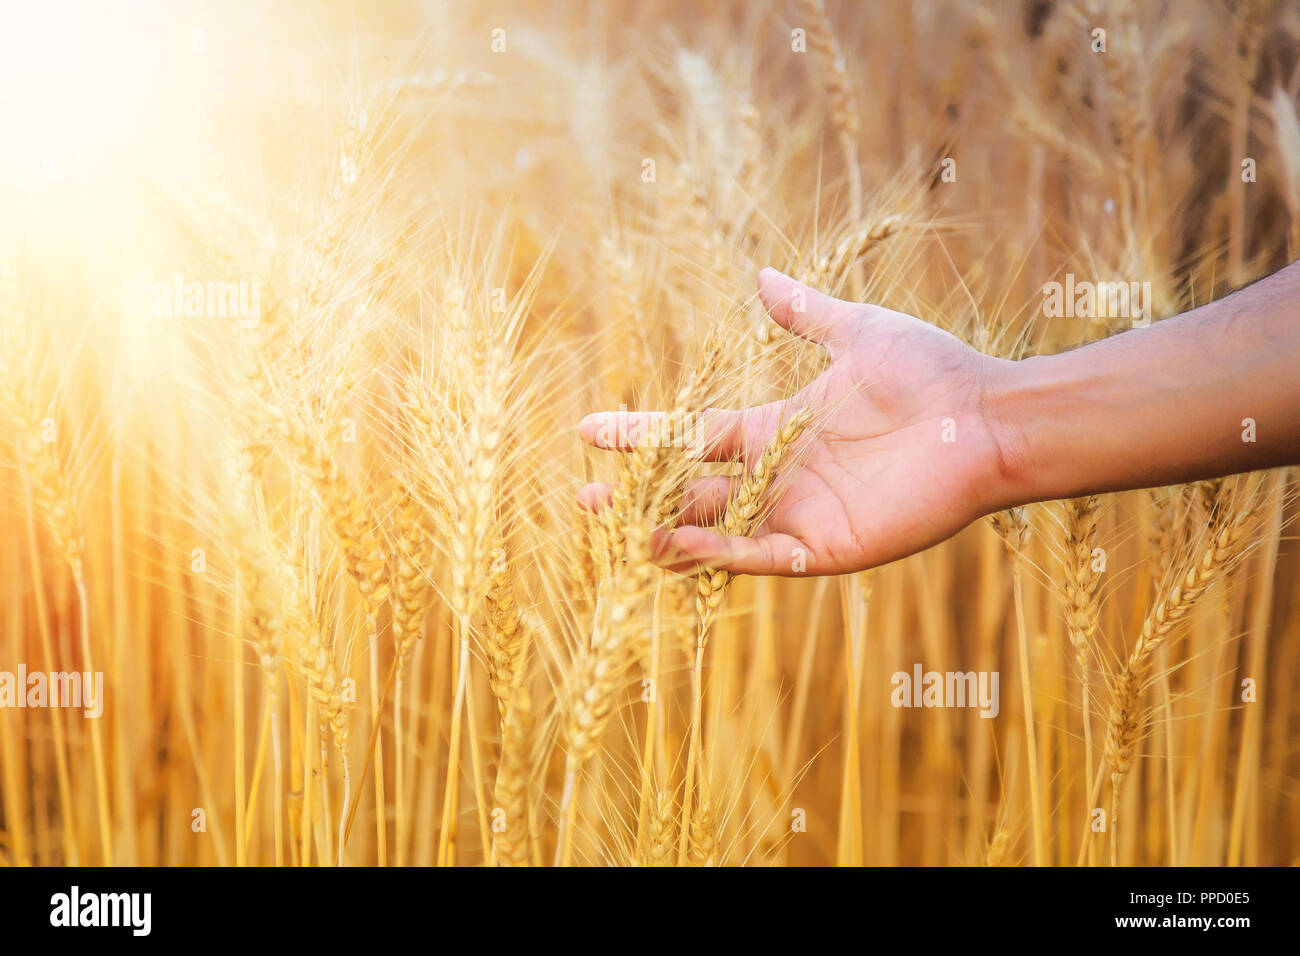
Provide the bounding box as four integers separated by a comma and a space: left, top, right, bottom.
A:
0, 0, 1297, 866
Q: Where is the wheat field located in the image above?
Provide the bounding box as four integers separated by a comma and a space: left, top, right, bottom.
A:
1, 0, 1298, 867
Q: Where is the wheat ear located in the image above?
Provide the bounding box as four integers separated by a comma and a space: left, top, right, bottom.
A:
555, 519, 657, 864
695, 406, 815, 637
484, 555, 528, 721
1060, 495, 1102, 828
639, 789, 678, 867
492, 683, 534, 867
796, 0, 863, 217
801, 214, 904, 292
1105, 481, 1261, 864
688, 797, 719, 867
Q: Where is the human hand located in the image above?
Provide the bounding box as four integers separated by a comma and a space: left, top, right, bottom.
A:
578, 268, 1018, 576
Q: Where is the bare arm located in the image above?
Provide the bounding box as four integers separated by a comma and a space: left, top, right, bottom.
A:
988, 261, 1300, 508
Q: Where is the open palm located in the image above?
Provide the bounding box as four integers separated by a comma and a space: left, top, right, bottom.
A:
579, 269, 1012, 576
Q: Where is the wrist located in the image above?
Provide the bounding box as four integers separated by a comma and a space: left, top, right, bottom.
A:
979, 338, 1156, 510
977, 353, 1061, 512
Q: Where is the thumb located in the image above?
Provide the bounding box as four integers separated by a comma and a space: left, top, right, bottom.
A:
757, 267, 860, 355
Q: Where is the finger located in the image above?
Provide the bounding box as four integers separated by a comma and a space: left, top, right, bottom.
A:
661, 525, 815, 577
686, 408, 750, 461
577, 482, 612, 512
579, 410, 666, 451
579, 397, 810, 467
580, 406, 753, 461
691, 402, 796, 463
581, 474, 737, 529
757, 267, 859, 355
581, 476, 733, 526
648, 526, 756, 575
649, 526, 686, 567
672, 475, 735, 526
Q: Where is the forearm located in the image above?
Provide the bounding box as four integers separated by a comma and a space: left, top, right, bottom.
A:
987, 261, 1300, 508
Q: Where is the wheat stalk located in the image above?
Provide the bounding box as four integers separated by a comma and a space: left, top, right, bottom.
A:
989, 506, 1044, 867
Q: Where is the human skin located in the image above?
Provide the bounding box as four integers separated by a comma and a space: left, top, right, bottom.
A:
578, 261, 1300, 576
